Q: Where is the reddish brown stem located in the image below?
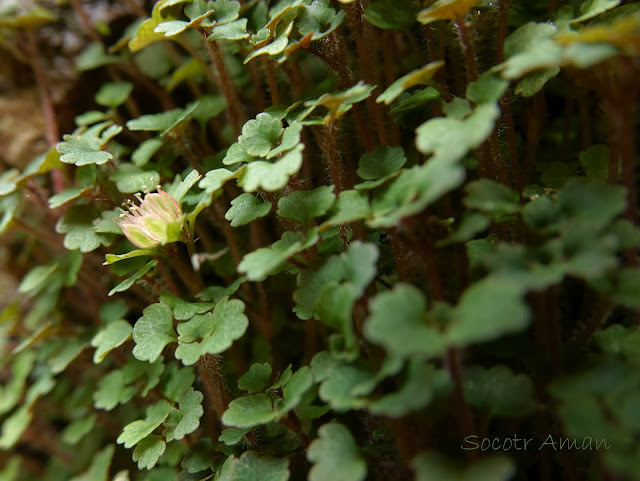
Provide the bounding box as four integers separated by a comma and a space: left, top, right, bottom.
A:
382, 31, 402, 145
302, 48, 372, 150
390, 229, 410, 282
327, 32, 374, 151
575, 297, 613, 346
253, 280, 273, 342
455, 18, 479, 85
304, 316, 317, 363
385, 418, 420, 467
70, 0, 101, 42
423, 24, 439, 65
302, 47, 348, 84
170, 131, 202, 173
324, 120, 348, 243
351, 105, 374, 153
262, 56, 281, 106
72, 0, 145, 120
201, 34, 245, 137
375, 276, 393, 290
578, 92, 592, 150
26, 35, 58, 148
424, 230, 446, 302
247, 59, 268, 112
323, 120, 347, 195
156, 260, 182, 297
445, 348, 477, 460
501, 92, 521, 190
12, 218, 63, 248
545, 287, 562, 376
166, 243, 205, 296
124, 60, 176, 111
496, 0, 511, 63
496, 0, 519, 189
489, 128, 510, 187
196, 354, 228, 439
522, 92, 545, 186
26, 32, 64, 193
607, 139, 620, 185
23, 424, 76, 466
608, 100, 636, 216
209, 197, 244, 267
343, 1, 388, 146
281, 411, 310, 447
599, 60, 638, 266
123, 0, 148, 18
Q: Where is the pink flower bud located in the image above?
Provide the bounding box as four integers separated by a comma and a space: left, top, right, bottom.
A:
118, 189, 187, 249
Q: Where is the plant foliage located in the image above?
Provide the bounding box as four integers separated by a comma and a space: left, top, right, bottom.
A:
0, 0, 639, 480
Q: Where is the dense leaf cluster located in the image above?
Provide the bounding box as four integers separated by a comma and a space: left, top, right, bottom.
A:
1, 0, 639, 480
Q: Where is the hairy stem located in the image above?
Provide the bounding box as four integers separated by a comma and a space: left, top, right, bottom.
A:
445, 348, 477, 460
327, 33, 374, 152
197, 354, 229, 438
455, 18, 478, 85
209, 196, 244, 267
600, 59, 638, 265
496, 0, 511, 64
281, 411, 310, 447
166, 243, 205, 296
322, 120, 347, 195
522, 92, 545, 186
501, 92, 520, 190
343, 1, 388, 146
200, 33, 245, 137
26, 32, 64, 193
170, 131, 202, 173
262, 56, 281, 106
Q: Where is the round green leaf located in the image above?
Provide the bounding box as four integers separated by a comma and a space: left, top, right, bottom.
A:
307, 423, 366, 481
132, 304, 177, 363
